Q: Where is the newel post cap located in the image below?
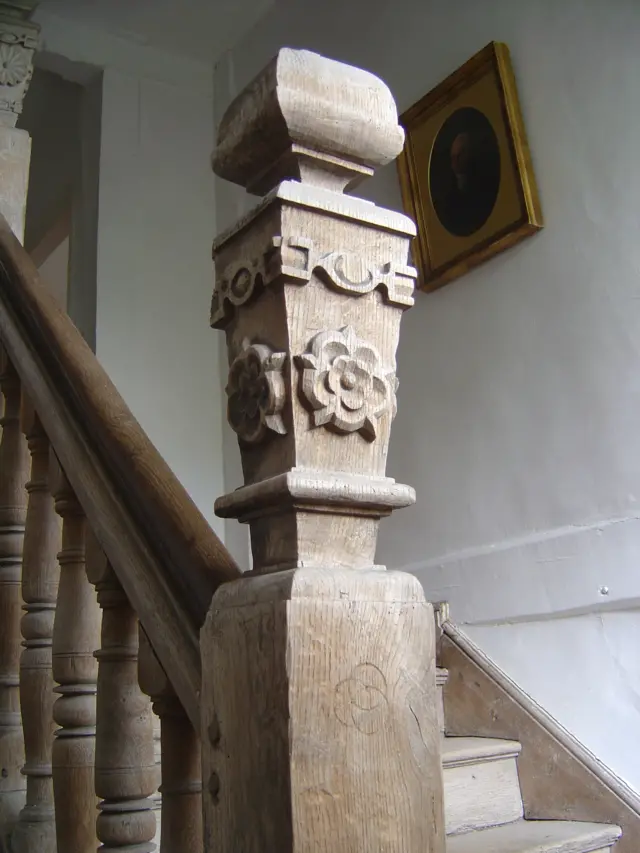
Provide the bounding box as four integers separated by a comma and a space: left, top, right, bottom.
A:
213, 47, 405, 195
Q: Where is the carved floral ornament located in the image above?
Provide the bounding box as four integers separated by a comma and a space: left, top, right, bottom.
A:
0, 41, 29, 85
0, 14, 38, 122
226, 339, 287, 444
297, 326, 397, 441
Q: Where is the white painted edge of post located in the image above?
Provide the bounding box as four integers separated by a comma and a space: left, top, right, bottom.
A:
441, 615, 640, 818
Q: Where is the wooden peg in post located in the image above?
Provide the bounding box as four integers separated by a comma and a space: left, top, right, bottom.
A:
201, 49, 445, 853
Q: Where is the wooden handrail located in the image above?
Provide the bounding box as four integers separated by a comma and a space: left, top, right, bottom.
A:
0, 215, 240, 730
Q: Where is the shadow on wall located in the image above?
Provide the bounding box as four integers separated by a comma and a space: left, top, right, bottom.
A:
19, 67, 81, 274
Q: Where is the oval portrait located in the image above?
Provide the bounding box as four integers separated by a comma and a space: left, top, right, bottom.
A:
429, 106, 501, 238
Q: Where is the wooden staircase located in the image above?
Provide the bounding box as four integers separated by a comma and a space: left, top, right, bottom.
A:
436, 672, 621, 851
0, 44, 634, 853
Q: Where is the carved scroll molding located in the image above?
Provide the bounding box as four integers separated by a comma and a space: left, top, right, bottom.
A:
0, 3, 40, 127
226, 339, 287, 444
211, 236, 416, 328
211, 262, 265, 328
296, 326, 397, 441
278, 236, 416, 305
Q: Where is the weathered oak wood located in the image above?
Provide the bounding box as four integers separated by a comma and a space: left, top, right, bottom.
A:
12, 405, 60, 853
0, 348, 28, 838
203, 48, 445, 853
215, 48, 404, 195
0, 215, 241, 730
211, 51, 417, 572
51, 463, 100, 853
139, 630, 203, 853
88, 543, 158, 853
203, 569, 444, 853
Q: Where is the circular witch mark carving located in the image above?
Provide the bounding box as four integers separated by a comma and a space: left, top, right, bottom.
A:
226, 339, 287, 444
296, 326, 397, 441
334, 663, 389, 735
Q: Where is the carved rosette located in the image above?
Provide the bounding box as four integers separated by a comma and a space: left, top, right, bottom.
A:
0, 5, 39, 126
297, 326, 397, 441
0, 41, 29, 85
226, 339, 287, 444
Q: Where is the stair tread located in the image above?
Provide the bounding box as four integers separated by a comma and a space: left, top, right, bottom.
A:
442, 735, 522, 766
447, 820, 622, 853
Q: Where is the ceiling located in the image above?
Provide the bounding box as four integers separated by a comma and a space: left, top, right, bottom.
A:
35, 0, 273, 63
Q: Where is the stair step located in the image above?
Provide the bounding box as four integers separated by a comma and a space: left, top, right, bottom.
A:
447, 820, 622, 853
442, 735, 522, 767
443, 737, 523, 835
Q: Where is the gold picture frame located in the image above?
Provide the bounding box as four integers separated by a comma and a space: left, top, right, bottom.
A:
398, 42, 543, 292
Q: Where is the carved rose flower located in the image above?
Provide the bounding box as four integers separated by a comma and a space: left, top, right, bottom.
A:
0, 44, 30, 86
226, 339, 287, 444
297, 326, 397, 441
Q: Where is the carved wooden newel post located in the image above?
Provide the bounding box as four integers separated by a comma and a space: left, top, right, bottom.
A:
201, 49, 445, 852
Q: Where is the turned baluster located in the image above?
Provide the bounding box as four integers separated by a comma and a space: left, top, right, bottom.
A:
0, 347, 29, 837
139, 629, 202, 853
151, 711, 162, 850
86, 532, 159, 853
51, 461, 101, 852
12, 405, 61, 853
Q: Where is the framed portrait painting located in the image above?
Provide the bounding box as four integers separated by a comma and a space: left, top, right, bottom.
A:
398, 42, 543, 292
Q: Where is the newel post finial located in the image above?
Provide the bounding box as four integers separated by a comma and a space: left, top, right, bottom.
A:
211, 47, 417, 574
202, 49, 445, 853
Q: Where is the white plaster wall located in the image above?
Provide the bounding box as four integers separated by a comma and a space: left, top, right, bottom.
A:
215, 0, 640, 788
467, 612, 640, 788
37, 19, 227, 536
95, 68, 225, 535
19, 68, 82, 255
